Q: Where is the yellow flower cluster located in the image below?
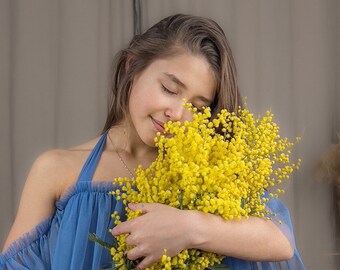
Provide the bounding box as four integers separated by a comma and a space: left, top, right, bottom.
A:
110, 104, 301, 270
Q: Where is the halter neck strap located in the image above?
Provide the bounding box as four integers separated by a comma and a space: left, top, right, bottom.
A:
77, 131, 108, 182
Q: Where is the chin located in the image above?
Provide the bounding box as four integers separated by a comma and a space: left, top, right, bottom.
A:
138, 133, 158, 148
145, 138, 158, 148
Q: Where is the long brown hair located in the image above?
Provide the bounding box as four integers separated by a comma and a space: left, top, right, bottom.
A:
102, 14, 240, 133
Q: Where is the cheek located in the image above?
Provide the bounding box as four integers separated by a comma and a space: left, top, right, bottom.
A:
129, 87, 158, 115
182, 110, 194, 122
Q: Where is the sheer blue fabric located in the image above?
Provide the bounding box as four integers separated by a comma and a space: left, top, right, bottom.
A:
222, 194, 306, 269
0, 132, 124, 269
0, 132, 305, 269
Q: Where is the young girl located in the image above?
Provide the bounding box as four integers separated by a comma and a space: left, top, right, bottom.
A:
0, 14, 305, 270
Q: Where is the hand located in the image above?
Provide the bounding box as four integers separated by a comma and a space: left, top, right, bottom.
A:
111, 203, 193, 269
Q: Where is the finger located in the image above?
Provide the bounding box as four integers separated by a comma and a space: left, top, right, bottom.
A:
128, 202, 149, 213
111, 220, 134, 236
125, 246, 144, 261
137, 255, 157, 270
128, 202, 157, 213
125, 234, 137, 246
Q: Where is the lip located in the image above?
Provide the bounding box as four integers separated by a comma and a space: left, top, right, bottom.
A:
151, 117, 165, 133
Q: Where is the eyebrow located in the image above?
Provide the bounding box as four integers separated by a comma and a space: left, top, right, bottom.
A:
163, 72, 213, 104
163, 72, 186, 88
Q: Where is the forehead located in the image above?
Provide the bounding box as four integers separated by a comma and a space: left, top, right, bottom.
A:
145, 53, 217, 100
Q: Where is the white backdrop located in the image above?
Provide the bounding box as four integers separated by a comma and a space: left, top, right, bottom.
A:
0, 1, 339, 269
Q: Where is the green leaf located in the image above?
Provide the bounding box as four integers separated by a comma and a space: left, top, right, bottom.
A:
178, 190, 184, 210
88, 233, 115, 250
102, 264, 124, 270
113, 263, 124, 270
125, 256, 138, 269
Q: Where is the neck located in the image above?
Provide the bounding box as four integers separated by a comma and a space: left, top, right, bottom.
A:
107, 119, 157, 159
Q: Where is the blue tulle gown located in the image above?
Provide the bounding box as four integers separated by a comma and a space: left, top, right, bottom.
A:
0, 132, 305, 269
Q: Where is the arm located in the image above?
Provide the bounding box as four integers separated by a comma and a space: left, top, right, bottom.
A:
111, 203, 293, 269
2, 150, 65, 252
187, 209, 293, 261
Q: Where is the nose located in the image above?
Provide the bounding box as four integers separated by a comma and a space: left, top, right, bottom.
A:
164, 102, 189, 122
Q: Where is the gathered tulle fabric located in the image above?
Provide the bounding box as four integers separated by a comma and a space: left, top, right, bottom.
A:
0, 132, 122, 270
0, 132, 305, 269
0, 182, 124, 270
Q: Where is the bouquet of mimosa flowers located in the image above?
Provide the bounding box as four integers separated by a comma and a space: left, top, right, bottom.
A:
91, 103, 301, 270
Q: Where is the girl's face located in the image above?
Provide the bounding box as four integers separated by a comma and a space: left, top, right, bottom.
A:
128, 53, 216, 147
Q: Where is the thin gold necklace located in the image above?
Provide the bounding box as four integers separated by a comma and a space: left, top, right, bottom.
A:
107, 131, 135, 178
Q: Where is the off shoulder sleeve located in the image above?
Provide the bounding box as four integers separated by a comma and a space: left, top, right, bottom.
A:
222, 196, 306, 270
0, 217, 53, 270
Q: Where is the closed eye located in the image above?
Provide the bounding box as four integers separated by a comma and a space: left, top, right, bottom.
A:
193, 105, 204, 112
161, 84, 177, 95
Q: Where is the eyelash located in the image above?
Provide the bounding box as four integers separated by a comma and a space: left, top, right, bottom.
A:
195, 106, 204, 112
161, 84, 205, 112
161, 84, 176, 95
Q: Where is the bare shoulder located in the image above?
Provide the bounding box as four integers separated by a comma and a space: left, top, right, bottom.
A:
23, 136, 104, 213
2, 149, 77, 251
29, 149, 76, 198
2, 136, 102, 251
30, 136, 101, 197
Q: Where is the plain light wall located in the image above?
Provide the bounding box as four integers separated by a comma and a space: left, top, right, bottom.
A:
0, 1, 339, 269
